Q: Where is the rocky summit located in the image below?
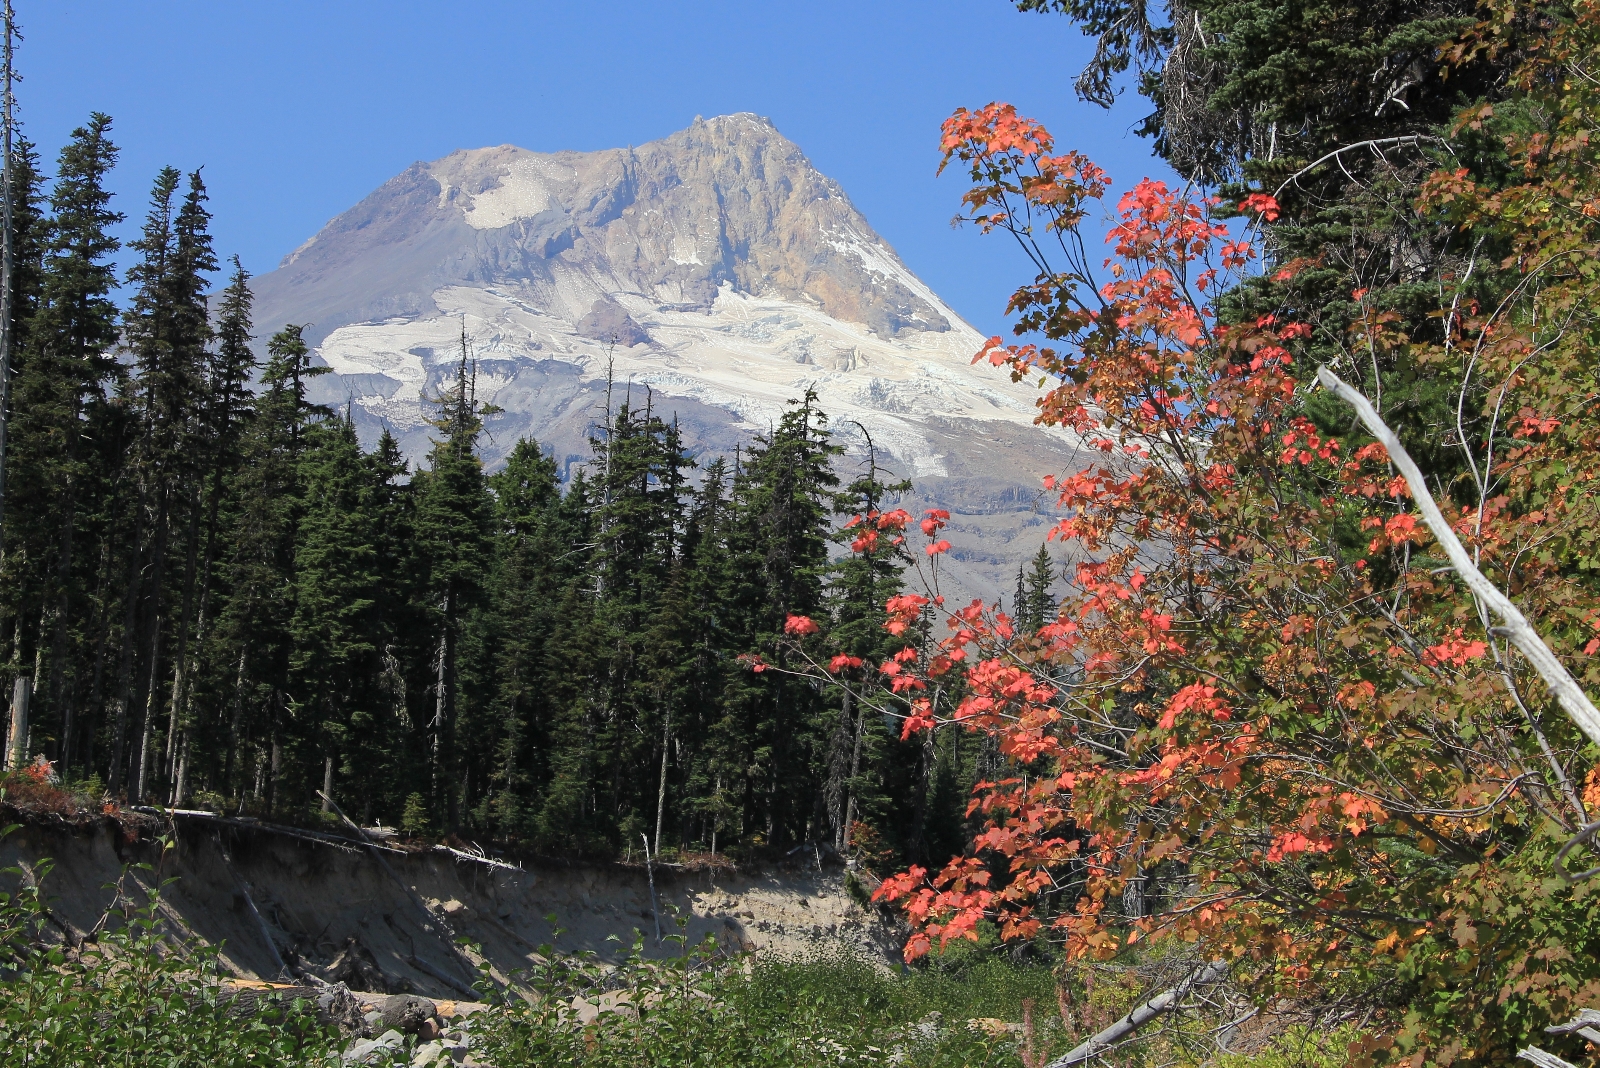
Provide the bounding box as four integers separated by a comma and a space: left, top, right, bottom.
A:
251, 113, 1090, 602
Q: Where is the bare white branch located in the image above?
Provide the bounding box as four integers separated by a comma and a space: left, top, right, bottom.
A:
1048, 959, 1231, 1067
1518, 1047, 1580, 1068
1317, 367, 1600, 749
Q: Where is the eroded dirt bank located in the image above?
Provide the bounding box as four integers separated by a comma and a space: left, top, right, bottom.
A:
0, 814, 904, 998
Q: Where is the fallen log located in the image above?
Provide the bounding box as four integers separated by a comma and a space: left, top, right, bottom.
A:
131, 806, 397, 856
1520, 1009, 1600, 1068
435, 843, 522, 872
408, 952, 480, 999
1047, 959, 1230, 1068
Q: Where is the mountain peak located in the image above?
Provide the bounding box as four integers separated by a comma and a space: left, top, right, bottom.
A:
248, 117, 1083, 605
262, 115, 956, 350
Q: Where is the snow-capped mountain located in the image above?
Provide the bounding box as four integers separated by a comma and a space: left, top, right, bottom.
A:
251, 114, 1088, 603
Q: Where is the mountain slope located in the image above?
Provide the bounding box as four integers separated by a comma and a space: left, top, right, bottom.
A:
251, 114, 1087, 603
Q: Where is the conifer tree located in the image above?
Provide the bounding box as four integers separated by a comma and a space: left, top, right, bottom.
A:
719, 390, 839, 848
823, 439, 909, 851
482, 438, 569, 838
5, 117, 118, 772
530, 472, 606, 852
584, 396, 692, 850
356, 427, 419, 820
169, 257, 255, 800
116, 166, 216, 800
651, 455, 734, 853
412, 337, 494, 826
210, 324, 327, 810
290, 411, 382, 811
1020, 542, 1056, 634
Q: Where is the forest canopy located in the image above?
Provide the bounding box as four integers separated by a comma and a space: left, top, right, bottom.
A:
0, 117, 1002, 871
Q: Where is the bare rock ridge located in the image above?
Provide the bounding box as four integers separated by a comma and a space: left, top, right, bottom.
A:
252, 113, 1089, 602
262, 114, 949, 348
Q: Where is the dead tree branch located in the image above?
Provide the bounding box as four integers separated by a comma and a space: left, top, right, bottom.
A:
1317, 367, 1600, 749
1047, 959, 1231, 1067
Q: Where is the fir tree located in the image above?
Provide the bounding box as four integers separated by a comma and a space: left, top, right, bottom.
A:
290, 411, 382, 812
116, 166, 217, 800
482, 438, 569, 838
5, 117, 119, 772
719, 389, 839, 849
211, 324, 328, 811
412, 335, 494, 827
171, 257, 256, 801
823, 438, 910, 852
1021, 542, 1056, 634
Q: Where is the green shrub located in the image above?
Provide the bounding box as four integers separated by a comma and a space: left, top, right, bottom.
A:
400, 792, 433, 836
470, 917, 1064, 1067
0, 827, 350, 1067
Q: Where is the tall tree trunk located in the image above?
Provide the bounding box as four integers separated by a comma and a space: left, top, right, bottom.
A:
438, 587, 460, 827
827, 688, 854, 851
106, 539, 145, 796
78, 533, 115, 775
133, 495, 170, 802
908, 721, 936, 864
164, 484, 201, 782
431, 609, 448, 807
268, 716, 281, 816
45, 392, 87, 769
180, 464, 227, 786
653, 706, 672, 857
134, 610, 162, 802
172, 731, 188, 806
47, 503, 76, 765
224, 644, 246, 795
843, 698, 865, 852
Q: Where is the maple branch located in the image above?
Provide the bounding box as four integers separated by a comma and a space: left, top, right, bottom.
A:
1317, 367, 1600, 750
1047, 958, 1231, 1067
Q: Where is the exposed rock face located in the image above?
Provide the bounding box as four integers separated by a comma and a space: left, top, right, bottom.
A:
251, 114, 1090, 603
574, 295, 650, 347
264, 114, 951, 347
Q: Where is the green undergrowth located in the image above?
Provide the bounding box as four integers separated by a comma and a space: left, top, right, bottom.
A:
1, 829, 346, 1067
473, 930, 1066, 1068
3, 831, 1362, 1066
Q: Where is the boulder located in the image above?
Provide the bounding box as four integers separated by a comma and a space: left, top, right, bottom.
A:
379, 993, 439, 1034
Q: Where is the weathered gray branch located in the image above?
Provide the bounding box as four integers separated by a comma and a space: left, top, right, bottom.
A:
1518, 1047, 1579, 1068
1546, 1007, 1600, 1044
1272, 136, 1444, 199
434, 843, 522, 872
1317, 367, 1600, 749
1047, 959, 1230, 1067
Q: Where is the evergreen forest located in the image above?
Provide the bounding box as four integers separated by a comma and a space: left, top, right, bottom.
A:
0, 115, 1055, 867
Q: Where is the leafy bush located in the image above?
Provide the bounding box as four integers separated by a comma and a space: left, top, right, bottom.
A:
470, 914, 1065, 1068
0, 827, 348, 1067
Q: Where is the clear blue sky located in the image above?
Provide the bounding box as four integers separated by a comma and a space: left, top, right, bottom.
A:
21, 0, 1170, 334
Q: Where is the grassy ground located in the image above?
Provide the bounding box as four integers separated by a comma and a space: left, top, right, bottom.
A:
1, 823, 1360, 1067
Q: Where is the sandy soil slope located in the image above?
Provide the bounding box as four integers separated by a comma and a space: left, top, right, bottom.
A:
0, 814, 904, 998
